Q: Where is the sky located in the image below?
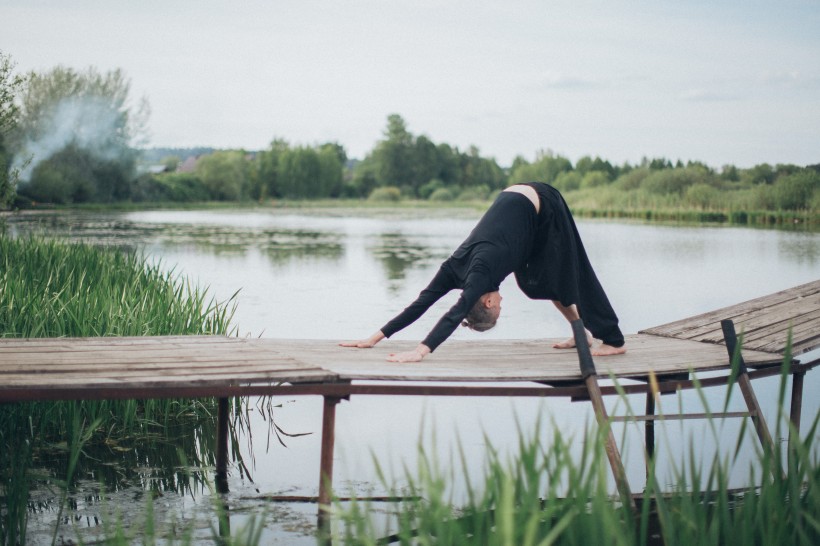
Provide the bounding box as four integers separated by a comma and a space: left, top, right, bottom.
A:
2, 0, 819, 168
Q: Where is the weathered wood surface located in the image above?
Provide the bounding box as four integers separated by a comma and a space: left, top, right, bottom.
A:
0, 333, 784, 402
279, 334, 783, 381
640, 279, 820, 354
0, 336, 336, 397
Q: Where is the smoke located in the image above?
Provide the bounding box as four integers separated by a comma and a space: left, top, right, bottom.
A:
14, 95, 131, 182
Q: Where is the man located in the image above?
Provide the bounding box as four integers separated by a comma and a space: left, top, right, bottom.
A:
341, 183, 626, 362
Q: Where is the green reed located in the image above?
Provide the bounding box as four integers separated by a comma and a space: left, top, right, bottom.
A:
332, 358, 819, 545
0, 235, 239, 545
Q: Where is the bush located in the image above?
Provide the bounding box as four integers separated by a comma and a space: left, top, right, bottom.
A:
457, 184, 490, 201
368, 186, 402, 202
754, 184, 777, 210
641, 166, 714, 196
613, 167, 651, 191
419, 178, 445, 199
580, 171, 610, 189
772, 171, 819, 210
685, 183, 720, 209
553, 171, 582, 193
429, 187, 455, 201
131, 172, 209, 202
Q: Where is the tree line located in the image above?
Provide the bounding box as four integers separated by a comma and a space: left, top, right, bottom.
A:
1, 52, 818, 212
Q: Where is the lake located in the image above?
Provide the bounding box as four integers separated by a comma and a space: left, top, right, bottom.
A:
4, 207, 819, 544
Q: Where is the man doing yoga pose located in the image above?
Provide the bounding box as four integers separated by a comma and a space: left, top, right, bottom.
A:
341, 182, 627, 362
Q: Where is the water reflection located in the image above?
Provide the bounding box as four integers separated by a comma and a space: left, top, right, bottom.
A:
260, 230, 344, 265
2, 210, 347, 266
369, 233, 450, 293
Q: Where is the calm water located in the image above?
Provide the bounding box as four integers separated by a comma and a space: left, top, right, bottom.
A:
4, 208, 819, 544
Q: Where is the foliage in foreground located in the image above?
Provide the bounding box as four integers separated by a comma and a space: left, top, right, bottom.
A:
0, 236, 238, 545
333, 371, 819, 545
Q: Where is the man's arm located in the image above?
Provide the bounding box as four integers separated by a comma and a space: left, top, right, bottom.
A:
340, 265, 454, 350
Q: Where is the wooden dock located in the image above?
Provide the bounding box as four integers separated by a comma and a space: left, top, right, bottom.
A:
1, 279, 818, 538
0, 333, 790, 401
641, 279, 820, 354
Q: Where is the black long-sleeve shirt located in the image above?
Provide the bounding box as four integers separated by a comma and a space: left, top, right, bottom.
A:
380, 191, 538, 351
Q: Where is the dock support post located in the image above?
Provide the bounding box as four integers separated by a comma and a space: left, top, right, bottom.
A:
572, 320, 636, 512
645, 390, 655, 479
720, 320, 779, 469
789, 370, 805, 452
216, 397, 230, 494
318, 395, 341, 542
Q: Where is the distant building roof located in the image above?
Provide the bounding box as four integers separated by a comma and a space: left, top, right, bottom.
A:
177, 156, 200, 173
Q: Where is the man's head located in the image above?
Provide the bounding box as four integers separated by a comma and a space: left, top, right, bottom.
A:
462, 291, 502, 332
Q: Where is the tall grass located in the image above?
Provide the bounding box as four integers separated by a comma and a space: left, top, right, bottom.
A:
332, 361, 819, 545
0, 236, 236, 338
563, 185, 818, 229
0, 236, 239, 545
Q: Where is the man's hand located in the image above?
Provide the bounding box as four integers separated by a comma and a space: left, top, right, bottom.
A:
387, 343, 430, 363
339, 331, 385, 349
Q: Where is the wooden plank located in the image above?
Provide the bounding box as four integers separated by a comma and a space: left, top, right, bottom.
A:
681, 303, 819, 345
1, 353, 316, 370
0, 369, 336, 389
0, 335, 244, 349
290, 335, 781, 382
641, 279, 820, 354
641, 281, 819, 335
644, 280, 820, 334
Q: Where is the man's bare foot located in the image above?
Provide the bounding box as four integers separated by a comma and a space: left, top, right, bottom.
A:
553, 333, 593, 349
591, 343, 627, 356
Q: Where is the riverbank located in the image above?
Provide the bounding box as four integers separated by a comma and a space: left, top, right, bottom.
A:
5, 197, 818, 231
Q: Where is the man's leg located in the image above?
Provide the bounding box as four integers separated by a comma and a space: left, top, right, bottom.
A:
551, 301, 592, 348
552, 300, 626, 356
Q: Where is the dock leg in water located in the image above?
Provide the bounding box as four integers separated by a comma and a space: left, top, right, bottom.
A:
789, 370, 805, 452
318, 396, 342, 543
216, 397, 230, 494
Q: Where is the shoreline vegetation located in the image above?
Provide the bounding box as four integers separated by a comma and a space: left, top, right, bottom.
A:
0, 237, 239, 545
335, 390, 819, 546
6, 197, 817, 231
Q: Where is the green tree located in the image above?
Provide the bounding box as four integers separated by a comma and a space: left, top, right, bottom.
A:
508, 150, 572, 185
771, 170, 819, 210
14, 65, 148, 203
354, 114, 508, 196
576, 156, 615, 180
196, 150, 250, 201
742, 163, 775, 185
413, 135, 440, 192
317, 144, 344, 197
161, 155, 180, 172
553, 171, 582, 192
434, 143, 461, 186
277, 144, 343, 199
459, 146, 505, 190
254, 138, 289, 198
373, 114, 416, 191
580, 171, 610, 189
719, 164, 740, 182
0, 51, 25, 208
